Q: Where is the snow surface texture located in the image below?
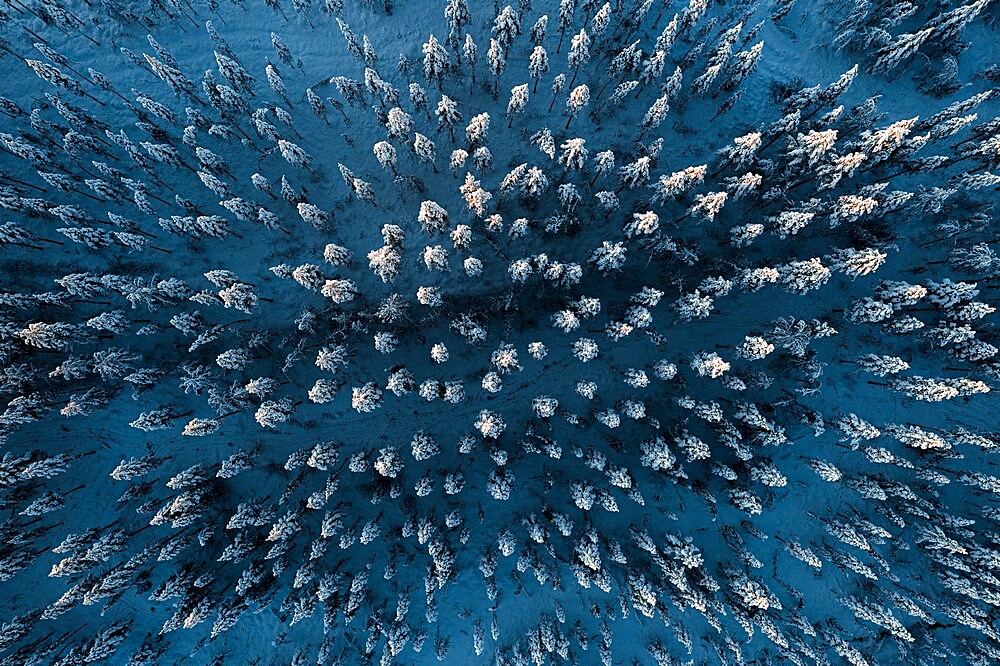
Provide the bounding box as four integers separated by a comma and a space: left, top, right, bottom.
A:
0, 0, 999, 664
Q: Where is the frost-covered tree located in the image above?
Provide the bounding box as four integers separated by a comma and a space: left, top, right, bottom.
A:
506, 84, 529, 126
528, 45, 549, 94
780, 258, 831, 294
564, 84, 589, 129
422, 34, 450, 88
566, 28, 590, 87
827, 247, 887, 279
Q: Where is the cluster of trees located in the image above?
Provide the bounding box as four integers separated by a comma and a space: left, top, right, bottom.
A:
0, 0, 997, 664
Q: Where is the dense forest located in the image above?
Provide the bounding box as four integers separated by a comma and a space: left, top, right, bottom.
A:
0, 0, 999, 664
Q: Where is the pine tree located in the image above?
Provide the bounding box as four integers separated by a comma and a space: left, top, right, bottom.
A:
827, 247, 887, 279
422, 34, 450, 89
277, 139, 313, 169
506, 84, 529, 126
265, 64, 291, 107
487, 38, 507, 95
409, 82, 429, 117
779, 258, 831, 294
25, 60, 91, 101
520, 166, 549, 198
590, 241, 626, 273
386, 106, 414, 141
928, 0, 990, 44
436, 94, 462, 141
445, 0, 471, 49
548, 72, 566, 113
414, 133, 437, 170
721, 38, 761, 88
556, 0, 576, 53
465, 112, 490, 146
529, 45, 549, 93
214, 51, 255, 94
460, 172, 493, 217
618, 156, 651, 191
564, 84, 589, 129
566, 28, 590, 87
297, 203, 329, 230
530, 14, 548, 44
373, 140, 398, 175
591, 3, 612, 38
558, 138, 588, 170
641, 93, 669, 134
870, 29, 934, 75
463, 33, 478, 83
418, 200, 450, 233
492, 5, 521, 51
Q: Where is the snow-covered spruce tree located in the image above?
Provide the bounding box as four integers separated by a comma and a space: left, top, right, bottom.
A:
0, 1, 998, 665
